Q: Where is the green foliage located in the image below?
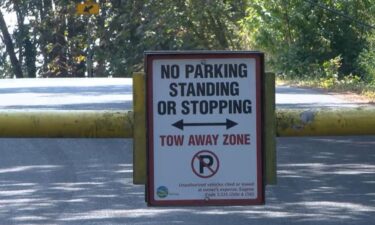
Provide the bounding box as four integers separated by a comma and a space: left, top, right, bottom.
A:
322, 56, 341, 79
318, 55, 343, 89
0, 0, 374, 79
240, 0, 375, 80
101, 0, 247, 76
358, 49, 375, 82
357, 32, 375, 82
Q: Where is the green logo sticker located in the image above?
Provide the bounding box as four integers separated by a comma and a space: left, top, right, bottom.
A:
157, 186, 169, 198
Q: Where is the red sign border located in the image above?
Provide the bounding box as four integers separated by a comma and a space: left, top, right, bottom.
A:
145, 51, 264, 206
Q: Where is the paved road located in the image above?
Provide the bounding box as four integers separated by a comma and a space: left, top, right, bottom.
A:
276, 85, 373, 108
0, 78, 132, 110
0, 79, 374, 225
0, 79, 367, 110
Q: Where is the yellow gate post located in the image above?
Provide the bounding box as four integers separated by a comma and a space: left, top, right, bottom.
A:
132, 72, 147, 184
264, 72, 277, 185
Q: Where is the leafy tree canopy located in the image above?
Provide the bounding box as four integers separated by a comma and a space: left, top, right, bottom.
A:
0, 0, 374, 80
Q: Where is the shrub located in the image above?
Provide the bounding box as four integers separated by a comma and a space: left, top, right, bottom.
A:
357, 48, 375, 82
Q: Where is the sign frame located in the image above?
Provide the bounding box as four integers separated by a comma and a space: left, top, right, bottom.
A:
145, 51, 265, 206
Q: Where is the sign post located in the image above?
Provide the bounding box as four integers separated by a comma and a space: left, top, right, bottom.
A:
146, 51, 264, 206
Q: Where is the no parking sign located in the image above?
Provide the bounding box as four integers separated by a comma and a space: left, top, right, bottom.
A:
146, 51, 264, 206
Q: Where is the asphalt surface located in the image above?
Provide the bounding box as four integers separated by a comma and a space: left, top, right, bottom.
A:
276, 85, 372, 108
0, 79, 374, 225
0, 78, 132, 110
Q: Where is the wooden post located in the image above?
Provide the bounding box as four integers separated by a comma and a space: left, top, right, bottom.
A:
264, 72, 277, 185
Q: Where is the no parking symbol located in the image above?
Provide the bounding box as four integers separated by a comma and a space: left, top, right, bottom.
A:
191, 150, 219, 178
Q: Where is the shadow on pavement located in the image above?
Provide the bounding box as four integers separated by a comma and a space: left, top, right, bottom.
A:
0, 137, 374, 225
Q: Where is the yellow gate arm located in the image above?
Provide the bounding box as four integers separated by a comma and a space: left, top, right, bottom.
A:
3, 73, 375, 187
276, 107, 375, 136
0, 110, 133, 138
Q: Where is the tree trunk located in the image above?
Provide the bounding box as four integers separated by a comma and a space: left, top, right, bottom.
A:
56, 12, 68, 77
94, 1, 107, 77
14, 1, 25, 68
48, 5, 68, 77
0, 10, 23, 78
37, 0, 53, 75
24, 37, 36, 78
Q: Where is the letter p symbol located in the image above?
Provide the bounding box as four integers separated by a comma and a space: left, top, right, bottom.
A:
199, 155, 214, 174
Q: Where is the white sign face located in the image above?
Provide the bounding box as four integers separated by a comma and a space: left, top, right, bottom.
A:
146, 52, 264, 206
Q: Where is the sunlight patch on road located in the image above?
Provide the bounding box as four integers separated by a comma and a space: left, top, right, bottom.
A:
0, 189, 36, 197
289, 201, 375, 212
0, 165, 63, 174
58, 209, 192, 221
